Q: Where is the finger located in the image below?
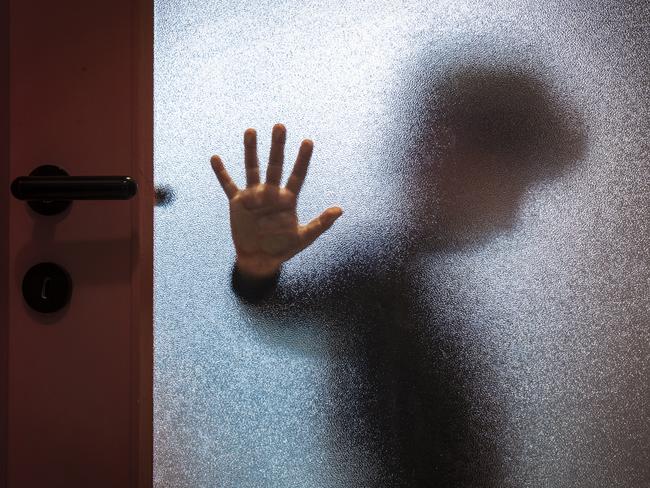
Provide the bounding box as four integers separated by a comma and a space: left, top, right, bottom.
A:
285, 139, 313, 196
266, 123, 286, 186
299, 207, 343, 249
210, 155, 239, 200
244, 128, 260, 187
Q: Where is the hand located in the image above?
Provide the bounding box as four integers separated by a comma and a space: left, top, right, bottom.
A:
211, 124, 343, 279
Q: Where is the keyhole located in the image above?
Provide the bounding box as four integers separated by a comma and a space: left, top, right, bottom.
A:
41, 277, 51, 300
22, 262, 72, 314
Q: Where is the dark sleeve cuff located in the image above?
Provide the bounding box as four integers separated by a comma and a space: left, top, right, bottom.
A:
231, 262, 280, 303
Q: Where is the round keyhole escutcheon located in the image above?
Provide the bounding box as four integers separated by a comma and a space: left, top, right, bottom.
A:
22, 262, 73, 313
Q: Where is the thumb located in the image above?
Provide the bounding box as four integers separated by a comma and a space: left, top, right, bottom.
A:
299, 207, 343, 249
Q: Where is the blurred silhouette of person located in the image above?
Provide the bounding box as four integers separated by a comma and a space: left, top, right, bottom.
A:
393, 65, 585, 254
210, 62, 585, 486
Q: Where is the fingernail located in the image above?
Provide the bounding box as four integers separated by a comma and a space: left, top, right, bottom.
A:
273, 132, 286, 142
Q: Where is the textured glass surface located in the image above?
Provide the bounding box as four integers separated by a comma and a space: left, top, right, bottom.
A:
154, 1, 649, 486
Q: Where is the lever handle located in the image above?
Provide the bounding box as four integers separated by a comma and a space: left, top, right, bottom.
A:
11, 175, 137, 200
10, 165, 138, 215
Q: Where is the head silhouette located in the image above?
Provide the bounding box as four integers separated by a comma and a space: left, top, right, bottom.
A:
388, 58, 586, 252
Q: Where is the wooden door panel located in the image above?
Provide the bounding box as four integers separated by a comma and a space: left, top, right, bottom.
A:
4, 1, 152, 486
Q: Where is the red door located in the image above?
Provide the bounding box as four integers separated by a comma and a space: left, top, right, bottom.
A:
2, 1, 153, 486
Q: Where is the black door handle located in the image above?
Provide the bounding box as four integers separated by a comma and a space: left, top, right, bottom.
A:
11, 165, 138, 215
11, 175, 137, 200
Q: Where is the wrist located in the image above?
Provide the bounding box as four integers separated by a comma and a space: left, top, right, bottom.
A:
235, 256, 281, 280
232, 258, 281, 303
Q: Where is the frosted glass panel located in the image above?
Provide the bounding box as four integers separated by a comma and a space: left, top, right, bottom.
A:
154, 1, 650, 486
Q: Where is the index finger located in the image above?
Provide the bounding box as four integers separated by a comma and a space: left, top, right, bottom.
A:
210, 155, 239, 200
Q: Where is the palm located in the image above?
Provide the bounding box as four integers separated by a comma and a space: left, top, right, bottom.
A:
230, 185, 300, 263
211, 124, 342, 278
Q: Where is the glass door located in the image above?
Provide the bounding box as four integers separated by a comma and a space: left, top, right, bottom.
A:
153, 1, 650, 486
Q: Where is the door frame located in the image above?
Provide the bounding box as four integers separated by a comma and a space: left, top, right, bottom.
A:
1, 0, 8, 484
0, 0, 10, 488
130, 0, 154, 484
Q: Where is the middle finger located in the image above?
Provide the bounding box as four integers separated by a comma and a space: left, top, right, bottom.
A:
244, 128, 260, 187
266, 123, 286, 186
